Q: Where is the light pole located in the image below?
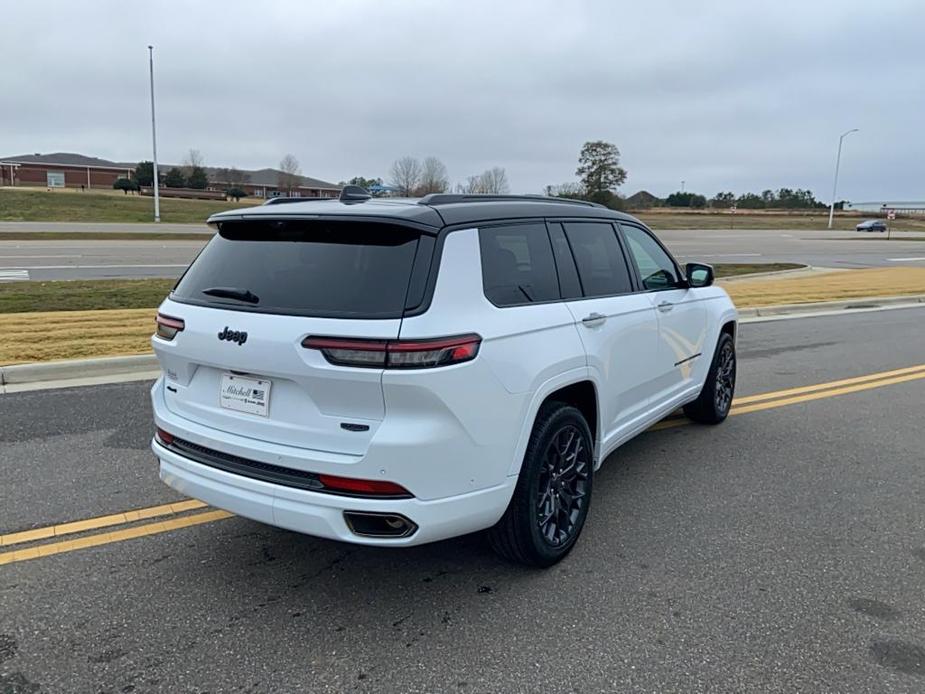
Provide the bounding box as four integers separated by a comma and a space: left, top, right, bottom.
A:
827, 128, 858, 229
148, 45, 160, 223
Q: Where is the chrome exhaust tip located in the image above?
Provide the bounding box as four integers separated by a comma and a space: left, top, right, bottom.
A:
343, 511, 418, 538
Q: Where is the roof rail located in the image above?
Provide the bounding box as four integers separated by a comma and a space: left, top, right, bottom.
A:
417, 193, 604, 208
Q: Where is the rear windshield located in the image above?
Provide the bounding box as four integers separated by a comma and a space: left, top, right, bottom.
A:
171, 220, 423, 318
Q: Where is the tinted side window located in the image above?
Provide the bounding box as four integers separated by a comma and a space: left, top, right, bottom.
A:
547, 223, 582, 300
620, 224, 681, 290
562, 222, 633, 297
479, 223, 559, 307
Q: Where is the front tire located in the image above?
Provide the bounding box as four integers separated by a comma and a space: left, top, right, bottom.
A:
683, 332, 737, 424
488, 402, 593, 567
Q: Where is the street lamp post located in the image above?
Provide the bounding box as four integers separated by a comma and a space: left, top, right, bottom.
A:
827, 128, 858, 229
148, 45, 160, 223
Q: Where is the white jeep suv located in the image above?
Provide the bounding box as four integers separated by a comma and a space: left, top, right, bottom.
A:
151, 190, 737, 566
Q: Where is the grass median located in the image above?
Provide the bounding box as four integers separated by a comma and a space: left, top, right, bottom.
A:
0, 189, 253, 224
1, 265, 923, 365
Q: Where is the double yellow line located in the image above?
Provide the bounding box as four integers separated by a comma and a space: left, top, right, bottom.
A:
0, 500, 232, 566
2, 362, 924, 567
645, 363, 924, 431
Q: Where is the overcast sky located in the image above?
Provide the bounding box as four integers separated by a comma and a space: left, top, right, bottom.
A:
3, 0, 923, 201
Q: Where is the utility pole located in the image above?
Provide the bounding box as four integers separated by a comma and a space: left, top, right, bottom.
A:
827, 128, 858, 229
148, 45, 161, 223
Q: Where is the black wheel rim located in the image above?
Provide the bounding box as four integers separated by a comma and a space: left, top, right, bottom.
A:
536, 426, 591, 547
714, 342, 736, 414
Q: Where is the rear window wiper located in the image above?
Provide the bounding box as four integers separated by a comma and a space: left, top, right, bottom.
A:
201, 287, 260, 304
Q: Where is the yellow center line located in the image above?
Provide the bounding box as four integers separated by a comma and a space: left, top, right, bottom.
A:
1, 363, 923, 567
732, 363, 925, 406
0, 510, 232, 566
0, 499, 207, 547
730, 370, 925, 416
650, 363, 925, 431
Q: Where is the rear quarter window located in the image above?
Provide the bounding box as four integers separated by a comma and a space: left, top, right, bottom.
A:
171, 220, 423, 318
478, 223, 559, 307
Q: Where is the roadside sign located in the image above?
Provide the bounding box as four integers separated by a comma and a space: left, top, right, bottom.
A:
730, 204, 737, 213
887, 209, 896, 220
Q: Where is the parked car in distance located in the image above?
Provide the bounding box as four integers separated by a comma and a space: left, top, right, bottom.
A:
150, 189, 738, 566
856, 219, 887, 232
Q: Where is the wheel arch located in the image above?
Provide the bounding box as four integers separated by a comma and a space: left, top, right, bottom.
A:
506, 369, 601, 477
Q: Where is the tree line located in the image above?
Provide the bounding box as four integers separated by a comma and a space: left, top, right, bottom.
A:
648, 188, 829, 210
341, 157, 510, 197
115, 151, 303, 201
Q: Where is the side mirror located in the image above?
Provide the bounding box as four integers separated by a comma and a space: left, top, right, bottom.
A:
686, 262, 714, 288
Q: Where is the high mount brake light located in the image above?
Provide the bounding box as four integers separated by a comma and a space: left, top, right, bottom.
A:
155, 313, 185, 340
302, 334, 482, 369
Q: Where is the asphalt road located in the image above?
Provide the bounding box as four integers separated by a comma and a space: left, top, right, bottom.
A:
2, 307, 925, 692
2, 228, 925, 281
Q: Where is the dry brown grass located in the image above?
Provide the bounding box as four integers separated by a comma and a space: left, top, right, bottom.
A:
0, 308, 154, 365
725, 267, 925, 308
3, 268, 924, 364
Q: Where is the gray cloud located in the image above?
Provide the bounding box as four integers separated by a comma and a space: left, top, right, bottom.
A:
2, 0, 923, 200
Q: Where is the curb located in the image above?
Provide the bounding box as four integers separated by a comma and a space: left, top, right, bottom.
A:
0, 354, 159, 388
717, 265, 814, 282
2, 293, 924, 391
737, 294, 925, 318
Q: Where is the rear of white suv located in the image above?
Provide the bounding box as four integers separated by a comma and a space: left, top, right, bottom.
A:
151, 194, 738, 566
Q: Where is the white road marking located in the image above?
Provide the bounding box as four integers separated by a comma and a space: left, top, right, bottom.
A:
0, 254, 82, 259
1, 263, 188, 270
677, 253, 763, 258
887, 257, 925, 262
0, 269, 29, 281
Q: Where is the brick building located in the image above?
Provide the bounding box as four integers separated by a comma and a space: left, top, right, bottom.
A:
0, 152, 342, 198
0, 153, 134, 189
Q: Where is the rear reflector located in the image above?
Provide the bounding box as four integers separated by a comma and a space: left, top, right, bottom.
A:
155, 427, 174, 446
155, 313, 185, 340
317, 474, 411, 497
302, 334, 481, 369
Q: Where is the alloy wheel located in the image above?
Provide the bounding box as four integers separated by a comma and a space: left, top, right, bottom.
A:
714, 342, 736, 414
536, 425, 591, 547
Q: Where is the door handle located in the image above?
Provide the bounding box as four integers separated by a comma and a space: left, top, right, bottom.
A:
581, 312, 606, 327
657, 301, 674, 313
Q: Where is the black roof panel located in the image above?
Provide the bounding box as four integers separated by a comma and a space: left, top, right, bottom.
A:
207, 196, 638, 229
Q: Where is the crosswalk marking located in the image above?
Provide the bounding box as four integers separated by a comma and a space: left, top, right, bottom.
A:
0, 269, 29, 281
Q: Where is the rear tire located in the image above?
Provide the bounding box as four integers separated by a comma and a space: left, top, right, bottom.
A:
683, 332, 736, 425
487, 402, 593, 567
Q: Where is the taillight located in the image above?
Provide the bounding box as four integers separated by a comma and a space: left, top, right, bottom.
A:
302, 334, 481, 369
155, 427, 174, 446
317, 474, 411, 497
155, 313, 185, 340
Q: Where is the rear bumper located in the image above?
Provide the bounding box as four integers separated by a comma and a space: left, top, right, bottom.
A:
153, 439, 516, 546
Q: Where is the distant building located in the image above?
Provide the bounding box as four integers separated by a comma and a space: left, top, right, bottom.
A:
207, 168, 340, 199
0, 153, 134, 189
624, 190, 662, 209
0, 152, 341, 199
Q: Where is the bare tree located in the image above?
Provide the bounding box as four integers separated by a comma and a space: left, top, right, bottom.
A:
183, 149, 205, 174
212, 167, 250, 187
461, 167, 510, 194
278, 154, 302, 196
183, 149, 208, 189
544, 182, 583, 197
418, 156, 449, 195
389, 156, 422, 196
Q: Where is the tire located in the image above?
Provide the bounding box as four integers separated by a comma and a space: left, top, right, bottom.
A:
683, 332, 737, 425
487, 402, 594, 567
